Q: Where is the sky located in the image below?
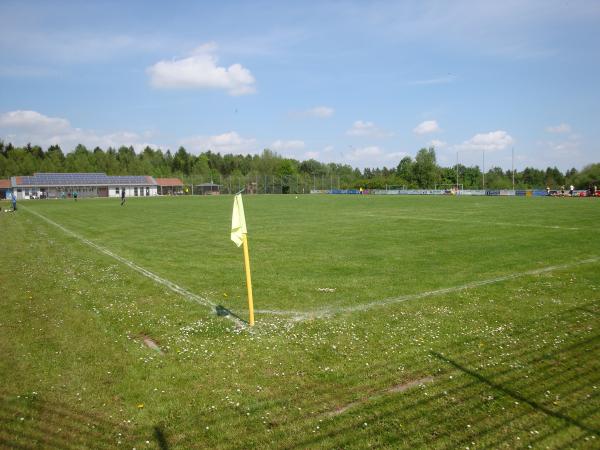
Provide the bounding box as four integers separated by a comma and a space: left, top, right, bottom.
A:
1, 0, 599, 171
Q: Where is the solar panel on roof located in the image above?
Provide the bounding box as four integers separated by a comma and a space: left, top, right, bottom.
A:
16, 172, 157, 187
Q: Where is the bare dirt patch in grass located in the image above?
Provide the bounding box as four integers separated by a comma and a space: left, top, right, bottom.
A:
142, 335, 163, 354
328, 375, 434, 417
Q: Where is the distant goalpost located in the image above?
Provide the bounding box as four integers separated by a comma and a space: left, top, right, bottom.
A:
436, 183, 464, 192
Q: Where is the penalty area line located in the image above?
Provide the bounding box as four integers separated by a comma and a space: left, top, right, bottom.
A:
23, 207, 243, 326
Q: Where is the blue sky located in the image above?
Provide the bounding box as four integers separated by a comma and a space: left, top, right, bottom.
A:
1, 0, 599, 170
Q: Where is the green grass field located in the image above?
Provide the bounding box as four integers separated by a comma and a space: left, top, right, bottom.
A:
1, 194, 599, 449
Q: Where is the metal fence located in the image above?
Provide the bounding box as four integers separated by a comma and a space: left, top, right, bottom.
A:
181, 174, 345, 195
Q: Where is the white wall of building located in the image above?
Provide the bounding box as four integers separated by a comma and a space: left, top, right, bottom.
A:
108, 186, 158, 198
13, 185, 158, 199
16, 188, 41, 199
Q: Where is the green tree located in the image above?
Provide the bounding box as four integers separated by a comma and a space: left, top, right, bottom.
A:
484, 167, 510, 189
572, 163, 600, 189
191, 154, 211, 178
172, 147, 191, 175
521, 167, 545, 188
117, 146, 136, 174
544, 166, 565, 187
413, 147, 439, 188
300, 159, 325, 176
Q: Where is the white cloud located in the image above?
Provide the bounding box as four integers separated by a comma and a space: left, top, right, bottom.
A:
549, 141, 580, 155
428, 139, 447, 148
271, 140, 305, 151
290, 106, 335, 119
306, 106, 334, 118
180, 131, 257, 153
527, 134, 587, 170
347, 120, 392, 138
0, 110, 157, 152
0, 110, 70, 132
540, 133, 582, 157
346, 146, 408, 168
546, 123, 572, 133
385, 151, 409, 160
413, 120, 440, 135
304, 151, 320, 159
456, 130, 514, 152
347, 145, 383, 160
147, 43, 256, 95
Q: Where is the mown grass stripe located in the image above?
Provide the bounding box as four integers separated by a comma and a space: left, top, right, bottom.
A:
23, 205, 244, 327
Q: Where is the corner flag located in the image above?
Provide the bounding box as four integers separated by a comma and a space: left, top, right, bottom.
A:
231, 193, 255, 326
231, 193, 247, 247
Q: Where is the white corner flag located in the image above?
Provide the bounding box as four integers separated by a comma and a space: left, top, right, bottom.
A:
231, 192, 255, 326
231, 193, 247, 247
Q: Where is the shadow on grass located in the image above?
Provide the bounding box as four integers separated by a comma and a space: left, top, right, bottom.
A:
215, 304, 247, 324
0, 394, 133, 449
3, 300, 597, 449
279, 301, 600, 449
430, 351, 600, 435
154, 425, 169, 450
0, 395, 177, 449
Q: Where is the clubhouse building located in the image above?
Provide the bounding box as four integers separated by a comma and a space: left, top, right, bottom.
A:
8, 172, 159, 200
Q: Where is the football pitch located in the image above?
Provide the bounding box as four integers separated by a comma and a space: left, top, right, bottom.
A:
1, 195, 599, 448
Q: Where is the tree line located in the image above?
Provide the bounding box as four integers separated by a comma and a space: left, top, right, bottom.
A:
1, 141, 598, 190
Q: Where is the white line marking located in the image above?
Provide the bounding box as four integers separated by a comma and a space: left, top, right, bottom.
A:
256, 257, 600, 319
362, 214, 583, 231
23, 206, 599, 324
24, 207, 243, 326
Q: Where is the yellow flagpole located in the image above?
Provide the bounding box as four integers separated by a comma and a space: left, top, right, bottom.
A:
242, 234, 255, 326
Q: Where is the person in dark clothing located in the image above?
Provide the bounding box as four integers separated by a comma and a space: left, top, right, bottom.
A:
121, 188, 126, 206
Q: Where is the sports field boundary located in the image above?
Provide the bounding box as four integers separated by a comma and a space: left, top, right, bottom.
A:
23, 206, 245, 327
22, 205, 599, 325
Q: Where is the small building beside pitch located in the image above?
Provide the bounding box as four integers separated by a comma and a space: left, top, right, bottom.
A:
195, 182, 222, 195
0, 179, 10, 199
10, 172, 158, 199
155, 177, 184, 195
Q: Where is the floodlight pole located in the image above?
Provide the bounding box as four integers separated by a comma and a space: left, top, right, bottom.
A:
456, 151, 459, 190
482, 150, 486, 189
512, 147, 515, 191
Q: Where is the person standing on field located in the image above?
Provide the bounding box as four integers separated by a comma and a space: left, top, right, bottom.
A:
10, 191, 17, 211
121, 187, 126, 206
569, 185, 574, 196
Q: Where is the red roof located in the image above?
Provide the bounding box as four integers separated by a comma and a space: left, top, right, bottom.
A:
155, 178, 184, 186
0, 179, 10, 189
